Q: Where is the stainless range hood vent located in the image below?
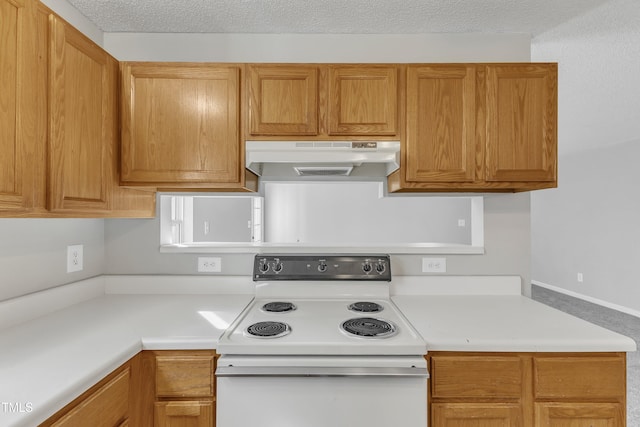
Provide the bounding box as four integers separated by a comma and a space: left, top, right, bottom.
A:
246, 141, 400, 178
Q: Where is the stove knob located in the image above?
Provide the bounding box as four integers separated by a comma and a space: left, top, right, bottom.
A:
273, 261, 283, 273
259, 262, 270, 273
317, 261, 328, 272
375, 262, 386, 274
362, 262, 372, 273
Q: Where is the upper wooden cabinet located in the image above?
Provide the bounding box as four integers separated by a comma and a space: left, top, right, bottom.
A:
404, 64, 476, 184
0, 1, 154, 218
248, 65, 319, 136
0, 0, 42, 214
485, 64, 557, 183
327, 65, 398, 136
121, 62, 256, 191
47, 15, 154, 217
48, 15, 113, 213
389, 63, 557, 192
247, 64, 400, 138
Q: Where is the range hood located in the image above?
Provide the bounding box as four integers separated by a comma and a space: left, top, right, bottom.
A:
245, 141, 400, 177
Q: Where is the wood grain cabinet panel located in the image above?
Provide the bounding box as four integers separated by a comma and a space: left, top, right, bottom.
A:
327, 65, 398, 136
404, 64, 477, 183
48, 15, 114, 212
155, 355, 215, 398
390, 62, 558, 192
431, 355, 523, 399
485, 64, 557, 183
154, 401, 213, 427
140, 350, 219, 427
50, 368, 129, 427
248, 64, 319, 136
432, 403, 523, 427
121, 63, 251, 190
1, 4, 154, 218
533, 355, 626, 400
0, 0, 44, 214
428, 352, 627, 427
248, 64, 400, 138
534, 402, 624, 427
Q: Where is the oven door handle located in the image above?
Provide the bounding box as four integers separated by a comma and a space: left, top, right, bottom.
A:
215, 366, 428, 378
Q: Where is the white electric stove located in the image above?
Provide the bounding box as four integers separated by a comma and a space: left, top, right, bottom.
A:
216, 254, 429, 427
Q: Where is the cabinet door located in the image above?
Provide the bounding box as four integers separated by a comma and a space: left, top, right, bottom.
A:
154, 401, 213, 427
485, 64, 557, 182
327, 66, 398, 136
121, 63, 242, 186
48, 15, 113, 212
534, 402, 624, 427
51, 369, 130, 427
432, 403, 522, 427
0, 0, 43, 214
248, 65, 319, 135
405, 65, 476, 183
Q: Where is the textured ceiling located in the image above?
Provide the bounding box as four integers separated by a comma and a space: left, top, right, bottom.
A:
66, 0, 612, 35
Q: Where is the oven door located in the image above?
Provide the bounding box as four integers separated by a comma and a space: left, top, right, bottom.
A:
216, 355, 428, 427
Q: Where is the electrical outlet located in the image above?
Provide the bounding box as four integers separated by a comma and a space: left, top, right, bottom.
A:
577, 273, 584, 283
198, 257, 222, 273
458, 219, 466, 227
67, 245, 83, 273
422, 257, 446, 273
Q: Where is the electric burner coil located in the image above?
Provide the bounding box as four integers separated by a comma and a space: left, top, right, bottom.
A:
245, 321, 291, 338
261, 301, 297, 313
348, 301, 384, 313
341, 317, 397, 338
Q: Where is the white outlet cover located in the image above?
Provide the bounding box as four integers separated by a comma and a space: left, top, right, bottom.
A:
198, 257, 222, 273
67, 245, 83, 273
422, 257, 446, 273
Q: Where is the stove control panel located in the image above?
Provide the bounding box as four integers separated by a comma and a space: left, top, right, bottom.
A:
253, 254, 391, 281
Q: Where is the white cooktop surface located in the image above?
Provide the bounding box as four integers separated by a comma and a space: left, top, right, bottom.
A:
217, 285, 427, 356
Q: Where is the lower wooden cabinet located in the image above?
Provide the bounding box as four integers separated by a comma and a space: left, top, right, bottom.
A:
432, 403, 522, 427
535, 402, 624, 427
138, 350, 218, 427
428, 352, 627, 427
40, 349, 626, 427
40, 359, 133, 427
154, 401, 214, 427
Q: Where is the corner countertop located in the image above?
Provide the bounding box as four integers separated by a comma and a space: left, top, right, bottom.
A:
0, 275, 636, 427
0, 276, 253, 427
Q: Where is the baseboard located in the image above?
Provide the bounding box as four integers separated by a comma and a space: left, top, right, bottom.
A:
532, 280, 640, 319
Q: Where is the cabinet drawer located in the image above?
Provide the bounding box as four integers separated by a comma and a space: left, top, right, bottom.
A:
534, 356, 625, 400
431, 356, 523, 399
154, 401, 213, 427
52, 368, 129, 427
156, 355, 214, 398
432, 403, 523, 427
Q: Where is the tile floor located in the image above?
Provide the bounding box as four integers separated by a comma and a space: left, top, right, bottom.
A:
532, 284, 639, 426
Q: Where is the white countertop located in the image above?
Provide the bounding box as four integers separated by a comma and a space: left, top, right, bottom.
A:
394, 294, 637, 352
0, 275, 635, 427
0, 277, 253, 427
